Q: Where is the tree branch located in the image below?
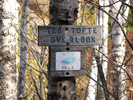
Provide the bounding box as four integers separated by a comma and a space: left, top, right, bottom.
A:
86, 73, 115, 98
86, 0, 133, 50
95, 55, 109, 100
30, 69, 44, 100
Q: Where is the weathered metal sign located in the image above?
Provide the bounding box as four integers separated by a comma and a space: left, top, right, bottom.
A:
38, 25, 102, 46
56, 52, 81, 70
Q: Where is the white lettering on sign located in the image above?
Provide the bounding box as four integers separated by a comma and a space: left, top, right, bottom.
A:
56, 52, 81, 70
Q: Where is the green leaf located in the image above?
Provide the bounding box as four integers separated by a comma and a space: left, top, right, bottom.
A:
32, 60, 37, 64
16, 49, 20, 54
17, 38, 20, 41
28, 16, 30, 21
31, 84, 34, 88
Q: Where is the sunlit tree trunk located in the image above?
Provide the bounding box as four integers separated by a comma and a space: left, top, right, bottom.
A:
85, 56, 97, 100
100, 0, 109, 79
111, 0, 129, 99
0, 0, 19, 99
85, 3, 99, 100
17, 0, 29, 100
98, 0, 109, 99
86, 0, 109, 99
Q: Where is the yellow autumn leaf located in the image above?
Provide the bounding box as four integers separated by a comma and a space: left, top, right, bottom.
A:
36, 76, 39, 79
31, 34, 33, 39
31, 60, 37, 64
43, 79, 46, 82
26, 84, 30, 87
126, 87, 133, 92
27, 28, 31, 34
27, 35, 31, 39
130, 51, 133, 54
19, 6, 22, 10
16, 24, 19, 29
17, 72, 19, 76
18, 41, 20, 44
27, 47, 29, 50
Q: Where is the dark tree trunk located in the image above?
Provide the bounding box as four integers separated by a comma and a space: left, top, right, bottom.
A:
17, 1, 29, 100
48, 0, 78, 100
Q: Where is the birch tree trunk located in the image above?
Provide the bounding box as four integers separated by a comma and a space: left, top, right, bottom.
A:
100, 0, 109, 79
17, 0, 29, 100
0, 0, 19, 99
98, 0, 109, 99
85, 56, 97, 100
48, 0, 78, 100
111, 0, 129, 100
85, 2, 99, 100
85, 1, 109, 99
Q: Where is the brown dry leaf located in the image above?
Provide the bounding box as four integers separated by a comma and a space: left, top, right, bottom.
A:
126, 87, 133, 92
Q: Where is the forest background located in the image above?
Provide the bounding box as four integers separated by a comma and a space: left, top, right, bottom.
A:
0, 0, 133, 100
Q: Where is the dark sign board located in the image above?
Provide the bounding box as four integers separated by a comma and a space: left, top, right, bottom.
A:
49, 46, 86, 77
38, 25, 102, 46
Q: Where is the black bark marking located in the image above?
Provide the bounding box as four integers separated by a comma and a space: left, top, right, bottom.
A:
54, 0, 64, 2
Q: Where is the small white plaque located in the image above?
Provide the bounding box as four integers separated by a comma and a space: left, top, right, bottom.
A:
56, 52, 81, 70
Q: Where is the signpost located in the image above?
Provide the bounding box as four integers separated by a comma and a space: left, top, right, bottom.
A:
44, 1, 102, 99
38, 25, 102, 77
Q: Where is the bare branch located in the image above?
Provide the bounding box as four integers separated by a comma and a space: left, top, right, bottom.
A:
87, 47, 133, 82
86, 73, 115, 98
30, 69, 44, 100
86, 0, 133, 50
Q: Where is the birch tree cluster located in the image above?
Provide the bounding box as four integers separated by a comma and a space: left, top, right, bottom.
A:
0, 0, 133, 100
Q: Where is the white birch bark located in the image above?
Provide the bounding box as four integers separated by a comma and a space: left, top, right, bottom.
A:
0, 0, 19, 99
85, 4, 99, 100
111, 0, 129, 99
85, 6, 98, 100
86, 1, 109, 99
17, 0, 29, 100
100, 0, 109, 78
98, 0, 109, 99
85, 56, 97, 100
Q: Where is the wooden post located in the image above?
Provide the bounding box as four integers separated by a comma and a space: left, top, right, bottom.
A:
48, 0, 78, 99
